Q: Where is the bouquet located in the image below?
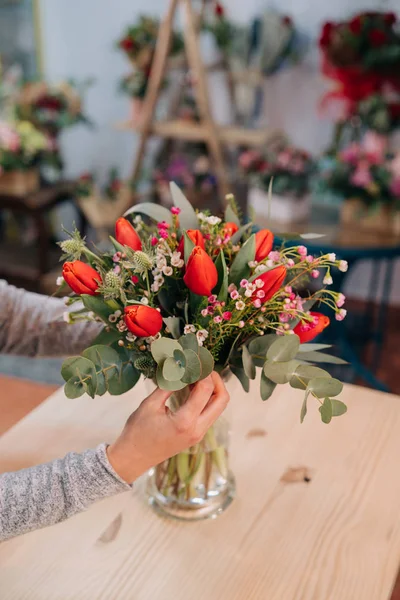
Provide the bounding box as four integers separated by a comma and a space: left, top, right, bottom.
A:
59, 183, 348, 426
0, 119, 48, 172
357, 93, 400, 134
239, 146, 314, 198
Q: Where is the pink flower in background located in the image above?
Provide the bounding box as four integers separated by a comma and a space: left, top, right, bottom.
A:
339, 143, 361, 165
389, 153, 400, 179
276, 150, 292, 168
238, 150, 262, 170
390, 177, 400, 198
0, 122, 20, 152
290, 159, 305, 174
350, 162, 373, 188
363, 131, 387, 164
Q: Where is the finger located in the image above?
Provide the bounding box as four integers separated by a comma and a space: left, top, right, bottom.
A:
198, 373, 230, 428
176, 375, 214, 422
144, 386, 173, 410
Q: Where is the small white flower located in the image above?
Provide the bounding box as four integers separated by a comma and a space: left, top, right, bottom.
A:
117, 321, 127, 332
171, 252, 183, 267
151, 282, 160, 293
248, 261, 258, 268
197, 212, 206, 221
255, 278, 265, 288
152, 267, 161, 276
255, 265, 267, 274
184, 324, 196, 334
196, 329, 209, 346
257, 316, 265, 323
88, 311, 95, 319
56, 276, 64, 286
327, 253, 336, 262
114, 310, 122, 318
266, 259, 274, 268
338, 260, 348, 272
323, 274, 333, 285
244, 289, 253, 298
207, 216, 221, 226
126, 332, 136, 342
238, 320, 245, 328
140, 297, 149, 305
156, 257, 167, 269
63, 311, 73, 324
108, 314, 118, 323
246, 283, 256, 292
133, 215, 142, 224
236, 300, 245, 310
162, 266, 173, 276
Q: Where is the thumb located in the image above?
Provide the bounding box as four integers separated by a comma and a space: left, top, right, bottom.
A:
145, 386, 173, 409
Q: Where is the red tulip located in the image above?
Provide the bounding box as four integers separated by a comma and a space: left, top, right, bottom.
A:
255, 229, 274, 261
349, 15, 362, 35
124, 305, 163, 337
222, 222, 239, 238
120, 37, 134, 52
215, 2, 224, 17
177, 229, 205, 256
319, 22, 334, 48
384, 12, 396, 26
63, 260, 102, 296
184, 246, 218, 296
294, 311, 330, 343
254, 265, 286, 302
115, 217, 142, 251
369, 29, 386, 47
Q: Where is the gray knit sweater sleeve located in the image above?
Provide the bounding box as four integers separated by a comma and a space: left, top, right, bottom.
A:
0, 281, 131, 542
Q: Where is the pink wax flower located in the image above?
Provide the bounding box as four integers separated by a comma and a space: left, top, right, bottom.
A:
214, 316, 223, 323
311, 269, 319, 278
336, 309, 347, 321
297, 245, 307, 256
276, 150, 291, 168
256, 290, 265, 299
151, 236, 158, 246
339, 143, 361, 165
350, 162, 373, 188
268, 250, 281, 262
390, 177, 400, 198
279, 312, 289, 323
290, 159, 305, 174
131, 275, 139, 284
157, 221, 170, 229
284, 286, 292, 294
306, 255, 314, 263
363, 131, 387, 164
230, 290, 240, 300
208, 294, 217, 304
253, 299, 262, 308
222, 311, 232, 321
159, 229, 169, 239
286, 258, 295, 267
113, 252, 121, 262
201, 308, 209, 317
240, 279, 248, 288
171, 207, 181, 215
336, 293, 346, 308
113, 265, 121, 274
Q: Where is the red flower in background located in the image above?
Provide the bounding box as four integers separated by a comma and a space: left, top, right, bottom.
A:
349, 16, 363, 35
177, 229, 205, 256
63, 261, 102, 296
120, 37, 134, 52
184, 246, 218, 296
215, 2, 224, 17
384, 12, 396, 26
369, 29, 387, 47
319, 22, 335, 48
115, 217, 142, 251
282, 16, 292, 27
124, 305, 163, 337
222, 222, 239, 238
294, 312, 330, 343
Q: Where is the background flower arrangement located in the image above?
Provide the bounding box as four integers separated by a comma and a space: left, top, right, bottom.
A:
153, 154, 217, 205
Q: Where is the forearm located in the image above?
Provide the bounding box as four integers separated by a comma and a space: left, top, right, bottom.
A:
0, 444, 131, 542
0, 280, 101, 357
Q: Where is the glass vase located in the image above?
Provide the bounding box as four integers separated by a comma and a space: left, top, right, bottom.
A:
146, 380, 235, 521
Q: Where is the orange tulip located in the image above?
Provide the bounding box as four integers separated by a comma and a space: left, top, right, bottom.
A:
177, 229, 205, 257
63, 261, 102, 296
255, 229, 274, 261
124, 305, 163, 337
222, 222, 239, 238
115, 217, 142, 251
254, 265, 286, 301
294, 312, 330, 343
183, 246, 218, 296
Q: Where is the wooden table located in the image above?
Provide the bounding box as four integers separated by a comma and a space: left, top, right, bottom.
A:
1, 377, 400, 600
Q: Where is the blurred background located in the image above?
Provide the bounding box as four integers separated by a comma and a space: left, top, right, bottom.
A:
0, 0, 399, 414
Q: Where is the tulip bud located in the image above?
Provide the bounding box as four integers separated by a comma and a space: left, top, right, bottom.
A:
222, 222, 239, 238
115, 217, 142, 251
177, 229, 205, 257
124, 305, 163, 338
294, 312, 330, 343
183, 246, 218, 296
255, 229, 274, 261
253, 265, 286, 302
62, 260, 102, 296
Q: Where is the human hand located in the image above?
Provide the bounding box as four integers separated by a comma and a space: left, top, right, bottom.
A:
106, 372, 230, 484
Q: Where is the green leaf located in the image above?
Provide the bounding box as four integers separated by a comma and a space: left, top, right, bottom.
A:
163, 357, 185, 381
169, 182, 199, 230
260, 371, 276, 400
156, 364, 187, 391
308, 377, 343, 398
263, 359, 300, 384
183, 232, 195, 264
242, 345, 256, 380
213, 250, 228, 301
231, 223, 252, 245
231, 366, 250, 392
331, 399, 348, 417
189, 291, 204, 317
82, 345, 121, 396
224, 204, 240, 227
163, 317, 181, 339
300, 233, 326, 240
182, 349, 202, 384
229, 233, 256, 286
298, 351, 348, 365
64, 377, 88, 399
61, 356, 97, 399
298, 343, 332, 353
173, 349, 186, 368
248, 334, 277, 360
124, 202, 173, 226
81, 295, 115, 323
151, 338, 182, 364
108, 362, 140, 395
290, 365, 331, 390
300, 390, 310, 423
267, 335, 300, 362
91, 328, 121, 347
198, 346, 214, 379
179, 333, 198, 353
319, 397, 333, 424
109, 235, 127, 254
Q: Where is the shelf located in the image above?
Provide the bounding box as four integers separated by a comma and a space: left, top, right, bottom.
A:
117, 119, 283, 147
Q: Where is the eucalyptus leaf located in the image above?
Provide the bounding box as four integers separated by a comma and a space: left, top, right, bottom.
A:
173, 349, 186, 368
298, 351, 348, 365
263, 359, 300, 384
182, 349, 202, 384
229, 234, 256, 286
163, 317, 182, 339
81, 295, 115, 323
108, 362, 140, 395
298, 343, 332, 353
224, 204, 240, 227
319, 397, 333, 424
276, 232, 302, 241
242, 345, 256, 380
151, 338, 182, 364
64, 377, 88, 399
260, 371, 277, 401
124, 202, 173, 226
290, 365, 331, 390
163, 357, 185, 381
300, 390, 310, 423
183, 232, 195, 264
267, 335, 300, 362
170, 182, 199, 230
62, 356, 97, 399
198, 346, 214, 379
231, 223, 252, 245
156, 364, 187, 391
82, 345, 121, 396
91, 328, 121, 347
231, 366, 250, 392
214, 250, 228, 301
109, 235, 127, 254
248, 334, 277, 358
61, 356, 95, 382
300, 233, 326, 240
331, 399, 348, 417
179, 333, 198, 353
308, 377, 343, 398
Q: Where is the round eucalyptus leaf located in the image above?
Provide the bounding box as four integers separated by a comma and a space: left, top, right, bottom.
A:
290, 365, 331, 390
61, 356, 96, 382
156, 364, 187, 391
331, 399, 347, 417
108, 363, 140, 395
163, 357, 186, 381
198, 346, 214, 380
260, 371, 277, 401
249, 335, 277, 358
263, 359, 300, 384
319, 397, 333, 424
242, 345, 256, 380
178, 333, 199, 353
308, 377, 343, 398
231, 366, 250, 392
173, 349, 187, 368
267, 335, 300, 363
64, 377, 88, 399
151, 338, 182, 365
182, 349, 201, 384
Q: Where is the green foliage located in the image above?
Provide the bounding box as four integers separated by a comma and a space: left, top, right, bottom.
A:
331, 399, 347, 417
91, 328, 121, 347
264, 359, 300, 384
224, 203, 241, 227
229, 234, 256, 286
298, 343, 332, 353
81, 295, 116, 323
298, 351, 348, 365
181, 349, 201, 384
242, 345, 256, 380
179, 333, 198, 353
260, 371, 276, 401
163, 357, 186, 381
290, 365, 331, 390
163, 316, 182, 339
267, 335, 300, 362
124, 202, 173, 226
169, 182, 199, 230
214, 251, 228, 302
230, 366, 250, 393
231, 223, 253, 245
319, 398, 333, 424
183, 232, 195, 264
307, 377, 343, 398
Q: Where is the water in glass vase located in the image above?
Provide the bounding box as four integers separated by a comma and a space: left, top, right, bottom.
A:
146, 383, 235, 521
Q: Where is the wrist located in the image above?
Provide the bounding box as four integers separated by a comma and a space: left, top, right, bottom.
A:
106, 440, 147, 484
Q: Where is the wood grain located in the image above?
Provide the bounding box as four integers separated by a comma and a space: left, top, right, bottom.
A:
1, 378, 400, 600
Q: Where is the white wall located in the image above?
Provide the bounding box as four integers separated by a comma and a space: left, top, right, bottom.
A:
39, 0, 400, 303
